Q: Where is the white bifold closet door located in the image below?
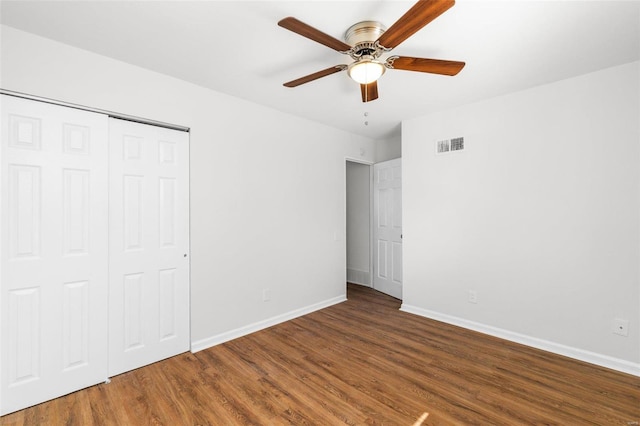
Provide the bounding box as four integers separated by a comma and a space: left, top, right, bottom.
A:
108, 118, 190, 377
1, 96, 190, 415
0, 95, 109, 415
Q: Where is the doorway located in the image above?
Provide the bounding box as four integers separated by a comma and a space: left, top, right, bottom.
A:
346, 161, 372, 287
345, 158, 403, 300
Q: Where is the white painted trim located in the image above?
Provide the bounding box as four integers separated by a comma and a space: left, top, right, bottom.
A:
344, 157, 374, 166
347, 268, 370, 286
191, 295, 346, 353
400, 304, 640, 377
368, 164, 374, 294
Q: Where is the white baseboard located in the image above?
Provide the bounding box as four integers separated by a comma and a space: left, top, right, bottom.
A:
347, 268, 370, 286
191, 295, 347, 353
400, 303, 640, 377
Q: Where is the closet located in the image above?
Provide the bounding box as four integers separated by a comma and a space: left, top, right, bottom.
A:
0, 95, 190, 415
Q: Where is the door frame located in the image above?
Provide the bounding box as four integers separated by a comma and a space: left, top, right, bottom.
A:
345, 156, 403, 298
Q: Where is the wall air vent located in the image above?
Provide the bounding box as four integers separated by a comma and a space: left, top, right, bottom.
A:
451, 137, 464, 151
437, 139, 450, 154
436, 137, 465, 155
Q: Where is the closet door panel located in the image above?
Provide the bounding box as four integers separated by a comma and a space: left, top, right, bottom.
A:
1, 95, 109, 415
108, 118, 189, 377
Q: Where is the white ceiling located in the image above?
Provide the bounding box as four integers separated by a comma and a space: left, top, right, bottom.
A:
1, 1, 638, 140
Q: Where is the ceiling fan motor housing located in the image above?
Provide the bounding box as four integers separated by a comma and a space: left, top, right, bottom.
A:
345, 21, 387, 59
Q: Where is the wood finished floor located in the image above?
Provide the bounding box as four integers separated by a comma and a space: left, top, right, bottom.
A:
2, 283, 639, 425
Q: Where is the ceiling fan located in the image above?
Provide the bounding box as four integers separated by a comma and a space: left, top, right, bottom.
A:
278, 0, 465, 103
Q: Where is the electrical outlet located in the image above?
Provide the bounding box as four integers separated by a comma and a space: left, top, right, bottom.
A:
612, 318, 629, 336
468, 290, 478, 304
263, 289, 271, 302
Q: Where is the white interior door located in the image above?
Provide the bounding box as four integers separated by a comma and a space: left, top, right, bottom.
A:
373, 158, 402, 299
1, 95, 109, 415
108, 118, 190, 377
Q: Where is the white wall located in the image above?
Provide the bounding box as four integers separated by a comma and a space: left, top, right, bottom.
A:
346, 161, 370, 286
0, 26, 377, 349
402, 61, 640, 375
375, 134, 401, 162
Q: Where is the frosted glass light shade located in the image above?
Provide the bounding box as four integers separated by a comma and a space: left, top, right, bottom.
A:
348, 59, 385, 84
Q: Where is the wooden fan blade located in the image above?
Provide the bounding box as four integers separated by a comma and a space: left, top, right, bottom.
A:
283, 65, 347, 88
278, 17, 352, 53
360, 81, 379, 103
388, 56, 465, 75
376, 0, 455, 50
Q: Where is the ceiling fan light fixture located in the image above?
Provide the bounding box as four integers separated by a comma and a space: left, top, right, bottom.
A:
348, 57, 386, 84
279, 0, 465, 101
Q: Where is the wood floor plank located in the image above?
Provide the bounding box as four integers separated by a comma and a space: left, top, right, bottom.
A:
1, 283, 638, 425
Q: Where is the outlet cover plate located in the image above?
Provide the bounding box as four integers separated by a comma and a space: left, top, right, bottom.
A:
612, 318, 629, 336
